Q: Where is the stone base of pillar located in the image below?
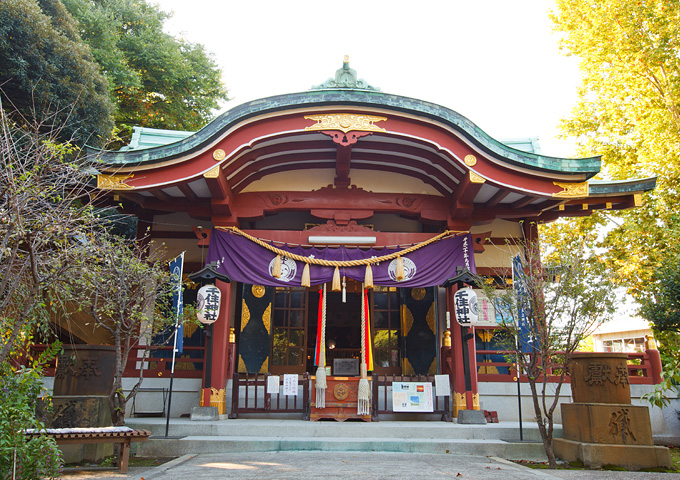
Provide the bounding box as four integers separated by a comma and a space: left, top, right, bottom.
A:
553, 438, 670, 470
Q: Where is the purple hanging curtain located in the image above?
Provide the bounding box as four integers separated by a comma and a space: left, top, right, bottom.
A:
206, 228, 476, 288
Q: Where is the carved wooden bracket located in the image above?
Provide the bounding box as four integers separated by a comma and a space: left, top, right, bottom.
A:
321, 130, 373, 146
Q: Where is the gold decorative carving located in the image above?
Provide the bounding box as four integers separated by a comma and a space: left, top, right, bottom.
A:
402, 305, 414, 336
259, 357, 268, 374
426, 303, 436, 335
252, 285, 266, 298
552, 181, 589, 198
411, 288, 426, 301
97, 174, 134, 190
200, 388, 227, 414
478, 365, 499, 374
559, 204, 565, 211
213, 149, 226, 161
204, 165, 221, 178
229, 327, 235, 343
464, 155, 477, 166
333, 383, 350, 400
472, 393, 480, 410
634, 193, 642, 207
263, 303, 272, 334
427, 358, 437, 376
469, 171, 486, 184
606, 202, 613, 209
402, 358, 415, 375
442, 330, 451, 347
477, 330, 494, 343
238, 355, 247, 373
241, 300, 250, 332
452, 391, 466, 418
304, 113, 387, 134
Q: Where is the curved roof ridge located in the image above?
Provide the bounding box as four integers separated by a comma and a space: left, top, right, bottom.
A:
94, 89, 602, 178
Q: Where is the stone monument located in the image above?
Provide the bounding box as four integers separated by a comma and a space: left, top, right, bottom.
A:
553, 352, 670, 470
51, 345, 116, 463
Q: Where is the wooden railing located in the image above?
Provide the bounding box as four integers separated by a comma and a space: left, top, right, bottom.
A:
29, 344, 206, 379
371, 374, 452, 422
229, 372, 310, 419
474, 349, 662, 384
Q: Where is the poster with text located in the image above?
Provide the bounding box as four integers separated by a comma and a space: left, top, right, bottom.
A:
392, 382, 433, 412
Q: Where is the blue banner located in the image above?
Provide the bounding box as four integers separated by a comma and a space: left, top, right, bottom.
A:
169, 253, 184, 354
512, 255, 535, 353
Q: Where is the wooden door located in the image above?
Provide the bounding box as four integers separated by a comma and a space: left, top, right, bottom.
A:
238, 284, 274, 374
270, 287, 308, 374
400, 287, 438, 375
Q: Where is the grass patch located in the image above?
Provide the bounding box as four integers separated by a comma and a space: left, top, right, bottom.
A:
64, 455, 176, 470
516, 446, 680, 473
129, 456, 176, 467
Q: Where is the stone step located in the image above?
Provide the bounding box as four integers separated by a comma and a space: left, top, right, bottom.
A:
136, 435, 547, 461
126, 418, 557, 442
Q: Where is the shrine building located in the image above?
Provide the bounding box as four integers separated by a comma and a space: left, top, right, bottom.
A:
89, 58, 657, 420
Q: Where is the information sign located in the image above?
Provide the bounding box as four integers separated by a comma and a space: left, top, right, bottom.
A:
392, 382, 433, 412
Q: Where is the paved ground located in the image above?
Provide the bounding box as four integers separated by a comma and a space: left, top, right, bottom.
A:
60, 451, 680, 480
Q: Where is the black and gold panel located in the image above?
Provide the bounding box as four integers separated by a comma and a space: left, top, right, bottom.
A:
238, 284, 274, 374
400, 287, 437, 375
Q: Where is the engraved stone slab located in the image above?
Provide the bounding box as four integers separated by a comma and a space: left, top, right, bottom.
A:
53, 345, 116, 396
570, 352, 631, 404
561, 403, 653, 445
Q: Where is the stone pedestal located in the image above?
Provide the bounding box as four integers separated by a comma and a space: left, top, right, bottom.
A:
553, 352, 670, 470
191, 406, 219, 421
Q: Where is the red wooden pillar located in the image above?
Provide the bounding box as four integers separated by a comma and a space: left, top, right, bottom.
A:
447, 285, 480, 417
201, 278, 232, 413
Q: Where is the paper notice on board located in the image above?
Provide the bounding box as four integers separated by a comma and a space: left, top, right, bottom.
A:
267, 375, 280, 394
283, 374, 298, 396
434, 375, 451, 397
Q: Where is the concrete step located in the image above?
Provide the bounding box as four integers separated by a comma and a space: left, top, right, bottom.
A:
136, 435, 547, 461
126, 417, 553, 461
126, 417, 558, 443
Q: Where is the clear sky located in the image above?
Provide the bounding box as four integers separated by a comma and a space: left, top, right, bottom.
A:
153, 0, 581, 157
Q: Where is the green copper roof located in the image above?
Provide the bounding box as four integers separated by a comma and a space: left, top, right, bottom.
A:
119, 127, 543, 155
311, 56, 380, 91
95, 89, 600, 178
589, 177, 657, 195
118, 127, 193, 151
95, 59, 599, 175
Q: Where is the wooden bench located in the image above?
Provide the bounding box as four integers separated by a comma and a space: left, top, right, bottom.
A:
24, 427, 150, 473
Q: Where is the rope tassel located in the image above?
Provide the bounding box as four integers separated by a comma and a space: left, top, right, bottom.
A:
272, 254, 282, 278
395, 256, 405, 281
364, 264, 373, 289
358, 364, 370, 416
332, 266, 341, 292
315, 284, 327, 408
301, 263, 311, 288
357, 284, 370, 416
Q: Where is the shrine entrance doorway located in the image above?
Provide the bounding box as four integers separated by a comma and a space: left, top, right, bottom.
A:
237, 281, 439, 378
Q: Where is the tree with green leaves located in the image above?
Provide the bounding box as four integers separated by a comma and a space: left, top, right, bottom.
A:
61, 232, 189, 426
61, 0, 228, 145
481, 240, 616, 468
0, 103, 106, 366
0, 0, 114, 147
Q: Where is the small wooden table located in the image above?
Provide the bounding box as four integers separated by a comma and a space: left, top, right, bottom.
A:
310, 376, 371, 422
